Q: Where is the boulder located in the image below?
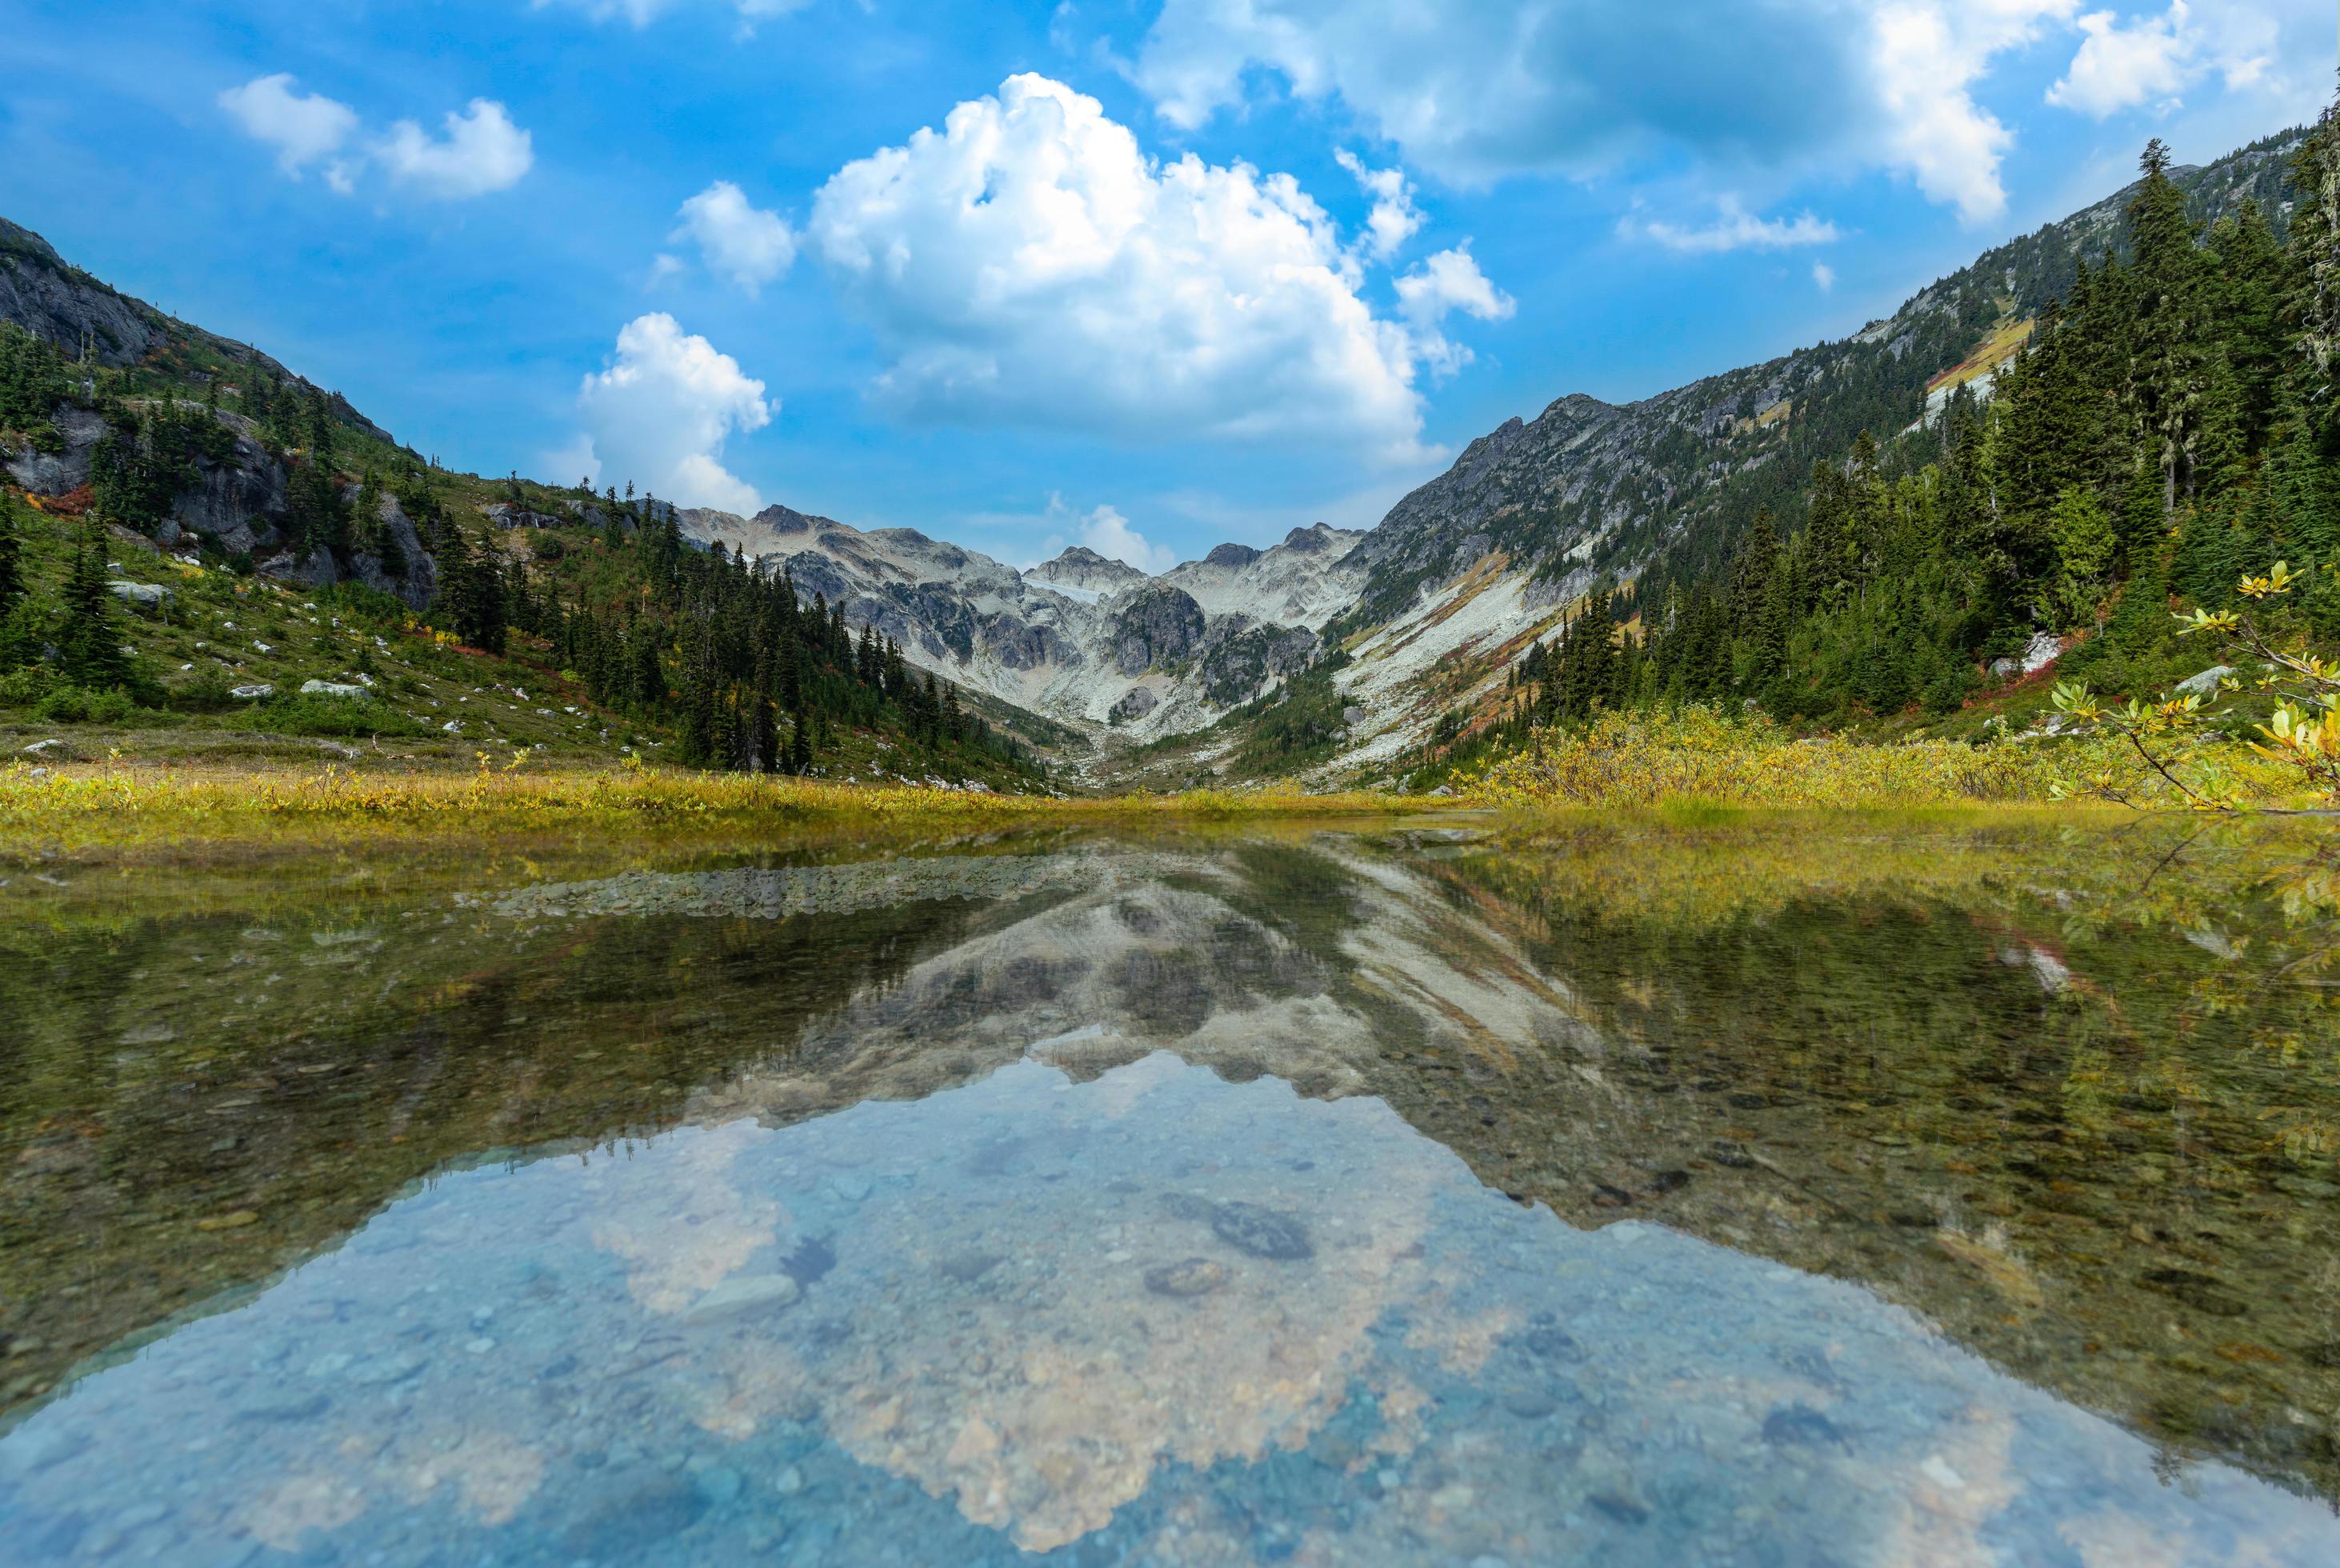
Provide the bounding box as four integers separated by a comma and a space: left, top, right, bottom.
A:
107, 582, 170, 610
228, 685, 273, 700
299, 680, 367, 699
2176, 665, 2236, 698
21, 738, 78, 762
256, 548, 338, 591
481, 502, 562, 530
1110, 686, 1158, 722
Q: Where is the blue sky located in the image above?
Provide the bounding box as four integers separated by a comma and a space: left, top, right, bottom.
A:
6, 1, 2332, 570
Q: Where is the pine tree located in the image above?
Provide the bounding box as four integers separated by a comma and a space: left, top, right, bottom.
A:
2047, 487, 2118, 626
2125, 138, 2207, 513
0, 498, 22, 615
748, 650, 778, 773
57, 530, 131, 691
787, 706, 813, 774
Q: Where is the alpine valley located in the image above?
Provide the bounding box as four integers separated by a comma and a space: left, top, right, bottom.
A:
0, 119, 2322, 789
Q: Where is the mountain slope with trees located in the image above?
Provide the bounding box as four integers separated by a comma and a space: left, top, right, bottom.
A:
1430, 110, 2339, 788
1, 226, 1058, 787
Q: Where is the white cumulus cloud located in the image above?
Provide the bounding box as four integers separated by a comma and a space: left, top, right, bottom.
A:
377, 99, 534, 200
569, 314, 773, 515
2043, 2, 2297, 120
1134, 0, 2075, 223
1334, 150, 1423, 261
1394, 246, 1515, 376
218, 74, 358, 184
2050, 4, 2195, 116
1869, 0, 2077, 223
1629, 197, 1842, 254
808, 73, 1481, 462
671, 181, 798, 294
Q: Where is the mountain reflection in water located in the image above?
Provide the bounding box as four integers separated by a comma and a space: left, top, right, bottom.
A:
2, 819, 2338, 1564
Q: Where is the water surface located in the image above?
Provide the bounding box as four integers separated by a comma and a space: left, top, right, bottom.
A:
4, 818, 2338, 1563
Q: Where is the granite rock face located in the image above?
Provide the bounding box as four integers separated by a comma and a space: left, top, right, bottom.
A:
253, 492, 437, 610
0, 218, 162, 367
1, 216, 394, 442
3, 406, 106, 494
172, 430, 289, 555
1109, 586, 1206, 678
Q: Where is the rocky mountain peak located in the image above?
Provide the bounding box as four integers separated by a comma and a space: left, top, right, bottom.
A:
1204, 542, 1262, 568
750, 504, 820, 536
1025, 546, 1154, 596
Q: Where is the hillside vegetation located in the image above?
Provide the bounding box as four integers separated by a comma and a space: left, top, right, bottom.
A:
0, 300, 1060, 789
1412, 118, 2340, 808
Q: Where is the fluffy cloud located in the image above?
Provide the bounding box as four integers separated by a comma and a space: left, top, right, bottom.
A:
1394, 246, 1514, 375
2044, 2, 2293, 119
569, 314, 772, 514
1813, 262, 1838, 292
377, 99, 534, 199
1870, 1, 2077, 222
1628, 197, 1842, 254
670, 182, 797, 294
1134, 0, 2076, 222
2049, 4, 2194, 116
1334, 151, 1422, 260
222, 77, 531, 202
218, 74, 358, 187
1074, 504, 1178, 574
809, 74, 1490, 461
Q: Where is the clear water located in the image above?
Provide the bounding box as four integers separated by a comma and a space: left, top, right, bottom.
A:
4, 818, 2338, 1564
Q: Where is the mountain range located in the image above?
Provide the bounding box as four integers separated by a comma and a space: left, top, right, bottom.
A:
0, 125, 2310, 782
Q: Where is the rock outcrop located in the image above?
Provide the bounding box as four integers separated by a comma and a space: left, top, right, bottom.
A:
1108, 585, 1206, 676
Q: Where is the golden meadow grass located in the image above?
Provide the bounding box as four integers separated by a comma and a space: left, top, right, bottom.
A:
3, 706, 2310, 863
0, 754, 1436, 858
1456, 707, 2301, 814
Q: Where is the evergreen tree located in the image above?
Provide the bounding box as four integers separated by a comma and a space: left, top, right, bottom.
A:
0, 497, 22, 617
56, 530, 131, 691
2047, 487, 2118, 626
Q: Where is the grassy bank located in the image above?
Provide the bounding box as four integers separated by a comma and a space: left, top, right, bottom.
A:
1457, 707, 2302, 814
0, 755, 1439, 859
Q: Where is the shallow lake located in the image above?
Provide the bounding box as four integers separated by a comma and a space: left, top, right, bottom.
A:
3, 815, 2339, 1564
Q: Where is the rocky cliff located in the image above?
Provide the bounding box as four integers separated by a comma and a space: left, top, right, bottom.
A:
0, 217, 391, 442
3, 396, 437, 609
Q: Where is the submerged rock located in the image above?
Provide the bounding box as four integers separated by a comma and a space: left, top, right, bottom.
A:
1210, 1201, 1314, 1262
938, 1252, 1003, 1284
1761, 1403, 1849, 1448
681, 1274, 800, 1326
559, 1471, 706, 1558
1142, 1258, 1230, 1298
